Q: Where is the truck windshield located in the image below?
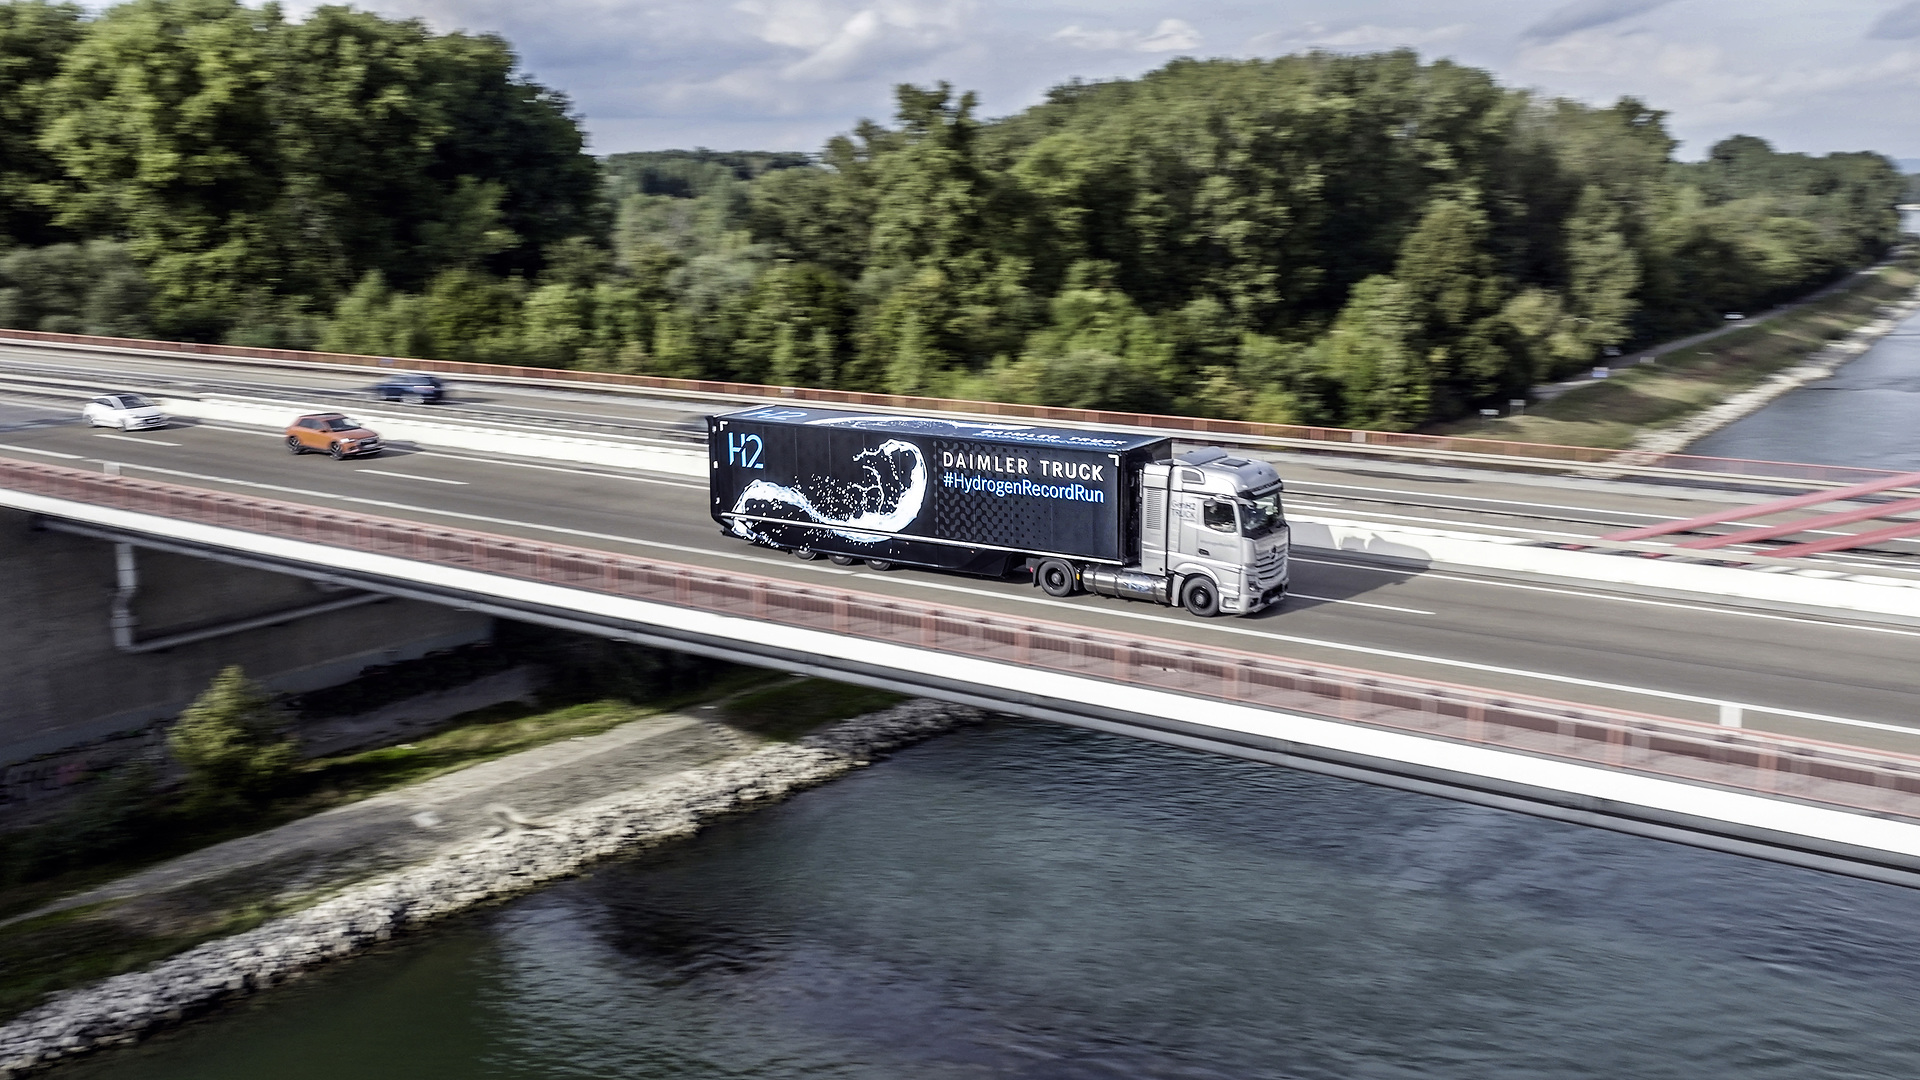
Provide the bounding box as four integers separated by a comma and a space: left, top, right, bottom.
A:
1238, 490, 1284, 538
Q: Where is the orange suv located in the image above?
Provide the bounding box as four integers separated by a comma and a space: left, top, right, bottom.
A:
285, 413, 383, 459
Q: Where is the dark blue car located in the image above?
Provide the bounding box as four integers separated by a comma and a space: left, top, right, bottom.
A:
370, 372, 446, 403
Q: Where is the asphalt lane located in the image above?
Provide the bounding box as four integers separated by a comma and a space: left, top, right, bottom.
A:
13, 343, 1920, 567
3, 408, 1917, 751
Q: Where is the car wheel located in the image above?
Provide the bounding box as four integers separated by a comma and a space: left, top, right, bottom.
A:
117, 417, 130, 431
328, 442, 345, 460
1036, 558, 1078, 597
867, 559, 895, 572
793, 548, 822, 561
286, 436, 305, 455
403, 392, 425, 405
828, 554, 860, 565
1182, 577, 1221, 618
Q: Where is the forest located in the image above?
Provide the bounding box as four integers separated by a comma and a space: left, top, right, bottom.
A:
0, 0, 1903, 429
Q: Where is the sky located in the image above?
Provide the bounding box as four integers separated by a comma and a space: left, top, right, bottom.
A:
280, 0, 1920, 162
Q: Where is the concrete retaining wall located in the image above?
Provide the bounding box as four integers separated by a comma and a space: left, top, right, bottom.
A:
0, 507, 492, 765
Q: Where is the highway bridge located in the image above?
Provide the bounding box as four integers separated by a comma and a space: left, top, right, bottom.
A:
4, 331, 1920, 884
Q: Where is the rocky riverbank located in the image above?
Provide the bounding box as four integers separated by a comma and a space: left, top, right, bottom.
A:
0, 699, 984, 1077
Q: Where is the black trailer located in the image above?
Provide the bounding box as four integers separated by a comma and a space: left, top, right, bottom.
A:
709, 406, 1171, 574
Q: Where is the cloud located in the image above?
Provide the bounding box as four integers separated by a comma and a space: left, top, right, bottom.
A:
734, 0, 973, 81
1871, 2, 1920, 39
1053, 18, 1201, 53
1250, 22, 1468, 52
1522, 0, 1676, 41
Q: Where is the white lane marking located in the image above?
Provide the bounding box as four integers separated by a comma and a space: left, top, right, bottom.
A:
1291, 555, 1920, 639
182, 423, 709, 490
103, 461, 861, 576
1292, 481, 1918, 543
52, 460, 1910, 736
356, 468, 468, 486
0, 442, 84, 459
1290, 480, 1678, 520
92, 432, 179, 446
845, 573, 1908, 735
407, 449, 706, 489
1287, 593, 1434, 615
1287, 501, 1593, 540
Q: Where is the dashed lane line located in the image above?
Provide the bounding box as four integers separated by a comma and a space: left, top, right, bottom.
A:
92, 432, 180, 446
356, 468, 468, 486
1291, 555, 1920, 639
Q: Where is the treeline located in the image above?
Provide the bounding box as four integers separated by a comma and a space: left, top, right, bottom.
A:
0, 4, 1901, 429
0, 0, 597, 343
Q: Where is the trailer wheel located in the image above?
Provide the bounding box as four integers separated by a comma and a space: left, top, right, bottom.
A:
1036, 559, 1078, 597
829, 554, 860, 566
1181, 576, 1221, 618
793, 548, 822, 561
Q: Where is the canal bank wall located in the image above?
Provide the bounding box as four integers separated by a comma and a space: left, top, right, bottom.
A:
0, 699, 984, 1078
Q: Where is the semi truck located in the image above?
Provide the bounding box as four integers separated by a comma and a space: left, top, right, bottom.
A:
707, 406, 1289, 617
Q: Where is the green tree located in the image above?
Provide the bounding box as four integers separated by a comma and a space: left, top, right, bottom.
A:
39, 0, 282, 338
0, 0, 85, 247
1562, 185, 1640, 365
168, 665, 296, 812
1321, 275, 1426, 429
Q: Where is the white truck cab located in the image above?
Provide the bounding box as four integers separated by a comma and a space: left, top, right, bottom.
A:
1074, 447, 1289, 616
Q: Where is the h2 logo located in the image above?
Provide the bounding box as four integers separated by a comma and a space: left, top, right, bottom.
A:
727, 432, 765, 469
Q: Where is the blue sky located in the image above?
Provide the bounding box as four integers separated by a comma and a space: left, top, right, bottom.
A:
286, 0, 1920, 161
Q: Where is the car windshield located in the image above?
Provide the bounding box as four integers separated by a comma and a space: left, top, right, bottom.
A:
322, 417, 359, 432
118, 394, 154, 408
1238, 489, 1285, 539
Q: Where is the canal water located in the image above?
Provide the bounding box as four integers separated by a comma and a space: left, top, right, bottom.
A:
1690, 306, 1920, 470
1690, 212, 1920, 470
67, 722, 1920, 1080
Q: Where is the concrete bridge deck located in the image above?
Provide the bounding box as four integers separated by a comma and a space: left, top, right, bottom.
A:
6, 458, 1920, 888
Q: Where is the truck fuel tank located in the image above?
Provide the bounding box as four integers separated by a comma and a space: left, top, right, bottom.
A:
1081, 565, 1171, 604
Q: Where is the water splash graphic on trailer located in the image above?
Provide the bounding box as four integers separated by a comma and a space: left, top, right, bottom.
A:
728, 438, 929, 544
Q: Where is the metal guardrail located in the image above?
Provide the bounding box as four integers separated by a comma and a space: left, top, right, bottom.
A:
5, 456, 1920, 823
3, 327, 1912, 489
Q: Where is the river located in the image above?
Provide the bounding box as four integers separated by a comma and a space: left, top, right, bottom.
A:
65, 722, 1920, 1080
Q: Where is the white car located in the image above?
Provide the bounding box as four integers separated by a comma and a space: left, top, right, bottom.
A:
82, 393, 170, 431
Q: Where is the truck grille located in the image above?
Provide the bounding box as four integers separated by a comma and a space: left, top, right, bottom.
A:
1253, 547, 1286, 584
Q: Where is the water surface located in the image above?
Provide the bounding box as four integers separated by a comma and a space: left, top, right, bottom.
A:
67, 722, 1920, 1080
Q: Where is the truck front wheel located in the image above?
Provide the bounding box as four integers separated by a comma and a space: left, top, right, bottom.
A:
1181, 577, 1221, 618
1036, 559, 1078, 597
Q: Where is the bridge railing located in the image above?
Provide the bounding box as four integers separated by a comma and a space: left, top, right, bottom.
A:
7, 457, 1920, 823
3, 326, 1909, 487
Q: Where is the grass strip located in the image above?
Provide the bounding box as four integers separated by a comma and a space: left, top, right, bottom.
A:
1435, 254, 1920, 449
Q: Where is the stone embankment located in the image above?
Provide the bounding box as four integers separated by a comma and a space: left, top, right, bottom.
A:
0, 700, 983, 1077
1625, 287, 1920, 458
